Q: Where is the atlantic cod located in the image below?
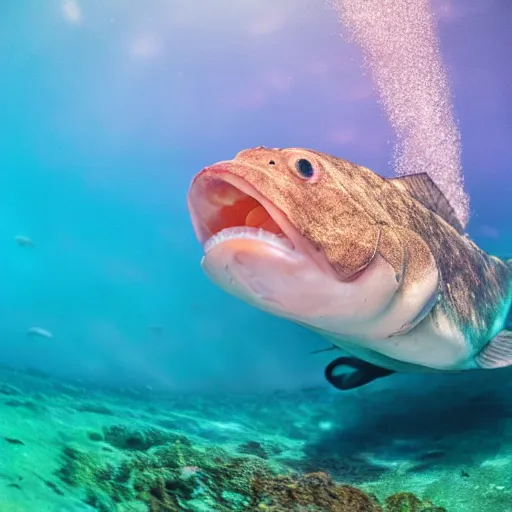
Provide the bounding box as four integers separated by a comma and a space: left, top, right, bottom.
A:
187, 147, 512, 390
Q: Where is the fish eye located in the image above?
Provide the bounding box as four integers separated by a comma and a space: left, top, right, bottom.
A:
295, 158, 315, 179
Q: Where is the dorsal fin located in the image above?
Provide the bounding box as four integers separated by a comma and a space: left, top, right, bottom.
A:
505, 259, 512, 330
389, 173, 465, 234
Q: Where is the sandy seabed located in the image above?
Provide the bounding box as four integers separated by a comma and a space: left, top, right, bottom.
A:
0, 364, 511, 511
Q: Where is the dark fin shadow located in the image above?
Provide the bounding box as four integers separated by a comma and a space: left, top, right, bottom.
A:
324, 357, 395, 390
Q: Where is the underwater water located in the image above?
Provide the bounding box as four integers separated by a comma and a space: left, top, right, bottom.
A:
1, 0, 511, 510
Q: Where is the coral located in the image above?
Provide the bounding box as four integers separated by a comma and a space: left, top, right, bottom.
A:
56, 440, 447, 512
238, 440, 283, 460
103, 424, 190, 451
57, 438, 270, 511
239, 441, 269, 459
385, 492, 422, 511
58, 446, 141, 510
251, 471, 381, 512
384, 492, 447, 512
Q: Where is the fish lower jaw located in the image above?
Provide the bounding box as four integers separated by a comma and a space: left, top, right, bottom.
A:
203, 226, 294, 254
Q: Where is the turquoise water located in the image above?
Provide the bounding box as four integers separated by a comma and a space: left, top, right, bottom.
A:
1, 1, 511, 510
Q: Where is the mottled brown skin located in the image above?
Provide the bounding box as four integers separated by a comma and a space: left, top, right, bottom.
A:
229, 147, 512, 352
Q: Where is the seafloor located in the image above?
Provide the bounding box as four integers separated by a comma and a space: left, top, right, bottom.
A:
0, 364, 511, 511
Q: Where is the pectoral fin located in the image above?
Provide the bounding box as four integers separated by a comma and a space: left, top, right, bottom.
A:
475, 330, 512, 369
324, 357, 395, 390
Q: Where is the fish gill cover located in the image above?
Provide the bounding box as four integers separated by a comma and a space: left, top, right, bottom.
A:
0, 0, 511, 511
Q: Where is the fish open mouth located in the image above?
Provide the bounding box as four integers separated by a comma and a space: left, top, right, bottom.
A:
187, 164, 297, 254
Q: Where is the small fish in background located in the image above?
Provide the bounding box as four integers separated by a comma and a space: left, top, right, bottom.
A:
149, 325, 164, 335
27, 327, 53, 339
187, 146, 512, 391
14, 235, 34, 247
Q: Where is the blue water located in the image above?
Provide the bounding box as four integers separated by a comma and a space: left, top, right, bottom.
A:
0, 1, 511, 510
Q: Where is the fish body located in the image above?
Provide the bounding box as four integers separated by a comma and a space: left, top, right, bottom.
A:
187, 147, 512, 379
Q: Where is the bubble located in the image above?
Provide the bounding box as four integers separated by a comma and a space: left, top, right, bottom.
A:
334, 0, 469, 227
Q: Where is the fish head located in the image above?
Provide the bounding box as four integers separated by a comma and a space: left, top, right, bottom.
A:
187, 147, 439, 340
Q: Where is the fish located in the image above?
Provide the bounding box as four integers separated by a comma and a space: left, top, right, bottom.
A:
27, 327, 53, 339
149, 325, 164, 334
14, 235, 34, 247
187, 146, 512, 390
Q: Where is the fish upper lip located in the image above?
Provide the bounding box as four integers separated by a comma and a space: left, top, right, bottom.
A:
187, 161, 341, 280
